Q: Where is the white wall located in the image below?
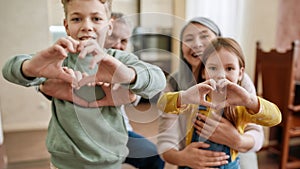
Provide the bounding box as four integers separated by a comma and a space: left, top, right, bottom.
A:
140, 0, 173, 28
0, 0, 52, 132
239, 0, 279, 79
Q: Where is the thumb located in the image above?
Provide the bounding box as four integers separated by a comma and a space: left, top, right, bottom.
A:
214, 101, 227, 110
201, 100, 217, 110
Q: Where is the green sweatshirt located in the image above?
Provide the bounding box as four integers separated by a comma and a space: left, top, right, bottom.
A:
2, 49, 166, 169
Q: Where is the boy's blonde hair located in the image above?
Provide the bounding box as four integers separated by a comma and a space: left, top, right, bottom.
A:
61, 0, 112, 18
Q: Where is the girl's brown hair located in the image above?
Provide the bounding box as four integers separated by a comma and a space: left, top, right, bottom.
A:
201, 37, 246, 126
201, 37, 245, 69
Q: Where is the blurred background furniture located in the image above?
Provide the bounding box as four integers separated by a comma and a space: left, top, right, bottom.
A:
131, 27, 172, 103
254, 41, 300, 169
0, 103, 7, 169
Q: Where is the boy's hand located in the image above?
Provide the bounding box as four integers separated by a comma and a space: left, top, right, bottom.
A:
41, 72, 136, 107
76, 40, 136, 86
22, 37, 80, 84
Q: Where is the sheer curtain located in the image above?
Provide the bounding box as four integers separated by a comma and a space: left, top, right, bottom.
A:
276, 0, 300, 50
275, 0, 300, 81
185, 0, 242, 40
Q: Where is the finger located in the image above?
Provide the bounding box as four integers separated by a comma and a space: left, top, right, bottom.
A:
62, 67, 76, 78
62, 67, 70, 73
209, 112, 224, 122
191, 142, 210, 149
197, 113, 208, 122
202, 153, 229, 166
112, 83, 121, 90
196, 127, 211, 140
77, 40, 95, 59
202, 149, 228, 158
74, 71, 83, 81
205, 79, 216, 90
78, 47, 89, 59
62, 68, 78, 88
201, 100, 217, 109
56, 37, 77, 53
216, 79, 228, 94
86, 82, 95, 87
57, 71, 77, 85
75, 40, 88, 53
205, 160, 229, 167
214, 101, 227, 110
96, 82, 104, 86
194, 117, 206, 129
103, 82, 111, 87
78, 75, 97, 87
82, 72, 89, 78
80, 44, 107, 69
62, 67, 78, 89
52, 44, 69, 58
66, 36, 80, 52
129, 94, 137, 103
78, 40, 99, 57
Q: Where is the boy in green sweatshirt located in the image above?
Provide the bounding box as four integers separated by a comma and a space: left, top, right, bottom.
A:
2, 0, 166, 168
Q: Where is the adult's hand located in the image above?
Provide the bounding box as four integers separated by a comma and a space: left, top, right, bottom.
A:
40, 78, 89, 107
163, 142, 229, 169
194, 113, 241, 149
40, 80, 136, 107
194, 113, 255, 152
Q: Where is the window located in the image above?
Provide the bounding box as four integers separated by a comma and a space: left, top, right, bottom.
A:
186, 0, 243, 40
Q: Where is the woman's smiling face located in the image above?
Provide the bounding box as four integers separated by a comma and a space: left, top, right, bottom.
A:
181, 23, 217, 69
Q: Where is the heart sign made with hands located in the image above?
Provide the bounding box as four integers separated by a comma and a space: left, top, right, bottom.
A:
211, 79, 252, 110
181, 79, 251, 110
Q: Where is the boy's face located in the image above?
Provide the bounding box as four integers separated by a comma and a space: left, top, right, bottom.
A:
204, 48, 244, 83
64, 0, 112, 48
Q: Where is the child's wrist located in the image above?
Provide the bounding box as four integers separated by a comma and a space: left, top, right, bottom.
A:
128, 67, 137, 84
21, 60, 36, 79
178, 91, 185, 107
246, 95, 260, 114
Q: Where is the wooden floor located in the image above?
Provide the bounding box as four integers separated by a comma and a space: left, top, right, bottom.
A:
0, 103, 298, 169
1, 150, 283, 169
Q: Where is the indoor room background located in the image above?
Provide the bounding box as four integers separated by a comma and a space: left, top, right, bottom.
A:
0, 0, 297, 166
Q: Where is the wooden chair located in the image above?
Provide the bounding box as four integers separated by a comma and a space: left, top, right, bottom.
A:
254, 41, 300, 169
